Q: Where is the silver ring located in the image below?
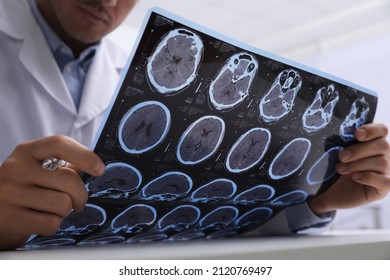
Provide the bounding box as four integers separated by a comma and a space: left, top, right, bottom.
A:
42, 157, 67, 171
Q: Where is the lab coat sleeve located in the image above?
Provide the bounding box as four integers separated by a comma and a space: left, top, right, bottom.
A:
244, 202, 335, 236
285, 202, 336, 234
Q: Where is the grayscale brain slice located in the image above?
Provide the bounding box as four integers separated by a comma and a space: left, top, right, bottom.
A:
198, 206, 239, 230
271, 190, 308, 206
157, 205, 201, 232
209, 52, 258, 110
147, 28, 203, 94
141, 171, 193, 201
307, 146, 342, 185
110, 204, 157, 234
58, 204, 106, 235
79, 235, 125, 246
86, 162, 142, 198
27, 238, 76, 248
233, 184, 275, 204
340, 97, 370, 142
169, 229, 205, 241
226, 127, 271, 173
302, 84, 339, 134
118, 101, 171, 154
235, 207, 273, 229
177, 115, 225, 164
126, 233, 168, 244
269, 138, 311, 180
259, 69, 302, 123
190, 178, 237, 202
206, 230, 238, 239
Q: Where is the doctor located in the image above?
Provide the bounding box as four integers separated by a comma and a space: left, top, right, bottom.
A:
0, 0, 389, 250
0, 0, 137, 249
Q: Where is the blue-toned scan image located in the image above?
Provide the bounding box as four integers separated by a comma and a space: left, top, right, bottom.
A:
118, 101, 171, 154
176, 115, 225, 165
302, 84, 339, 134
147, 28, 204, 94
259, 69, 302, 123
86, 162, 142, 199
25, 9, 377, 249
209, 52, 258, 111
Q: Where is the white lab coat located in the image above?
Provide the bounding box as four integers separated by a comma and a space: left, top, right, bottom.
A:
0, 0, 127, 163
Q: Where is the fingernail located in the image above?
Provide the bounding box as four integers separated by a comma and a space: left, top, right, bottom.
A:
95, 162, 106, 175
337, 163, 347, 173
356, 128, 367, 140
339, 149, 351, 161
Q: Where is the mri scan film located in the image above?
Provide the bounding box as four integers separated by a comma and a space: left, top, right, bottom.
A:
25, 8, 377, 249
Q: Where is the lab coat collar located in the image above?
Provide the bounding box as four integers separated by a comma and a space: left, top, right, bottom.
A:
75, 38, 124, 128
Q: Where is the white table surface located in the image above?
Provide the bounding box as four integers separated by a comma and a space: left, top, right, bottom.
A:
1, 229, 390, 260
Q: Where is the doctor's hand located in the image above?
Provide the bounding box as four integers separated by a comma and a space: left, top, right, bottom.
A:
308, 122, 390, 215
0, 135, 105, 250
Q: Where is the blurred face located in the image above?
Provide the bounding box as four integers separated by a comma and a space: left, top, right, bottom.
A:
37, 0, 137, 48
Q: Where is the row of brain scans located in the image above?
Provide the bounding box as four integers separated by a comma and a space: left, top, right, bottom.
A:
145, 28, 369, 136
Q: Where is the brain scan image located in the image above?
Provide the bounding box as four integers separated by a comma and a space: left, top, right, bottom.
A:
340, 97, 370, 142
198, 206, 239, 230
307, 146, 342, 186
57, 204, 106, 236
169, 229, 205, 241
259, 69, 302, 123
26, 238, 76, 248
79, 235, 126, 246
110, 204, 157, 234
233, 184, 275, 204
302, 84, 339, 134
234, 207, 273, 230
86, 162, 142, 199
209, 52, 258, 110
269, 138, 311, 180
141, 171, 193, 201
177, 115, 225, 165
225, 127, 271, 173
118, 101, 171, 154
126, 232, 169, 244
127, 232, 169, 243
190, 178, 237, 203
147, 28, 203, 94
271, 190, 308, 206
206, 229, 238, 239
157, 205, 201, 232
